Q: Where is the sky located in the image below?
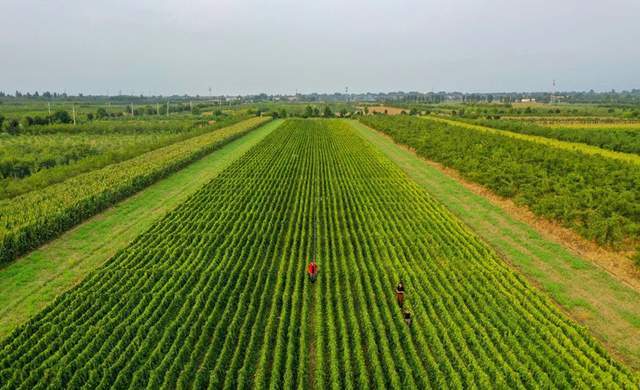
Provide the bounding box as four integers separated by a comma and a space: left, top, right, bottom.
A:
1, 0, 638, 95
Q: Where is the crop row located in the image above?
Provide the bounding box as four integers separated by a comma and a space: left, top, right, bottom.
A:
0, 117, 270, 264
0, 119, 636, 388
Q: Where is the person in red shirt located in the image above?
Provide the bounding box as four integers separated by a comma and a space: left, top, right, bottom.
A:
395, 281, 405, 308
307, 260, 319, 282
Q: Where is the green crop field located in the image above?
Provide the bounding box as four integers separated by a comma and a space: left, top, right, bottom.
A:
3, 0, 640, 386
0, 120, 282, 340
1, 119, 636, 388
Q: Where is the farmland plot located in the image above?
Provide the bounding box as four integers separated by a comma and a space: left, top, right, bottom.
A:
0, 117, 269, 265
0, 115, 249, 200
360, 115, 640, 248
0, 119, 636, 388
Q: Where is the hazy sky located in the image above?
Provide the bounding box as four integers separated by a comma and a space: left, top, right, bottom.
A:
1, 0, 638, 95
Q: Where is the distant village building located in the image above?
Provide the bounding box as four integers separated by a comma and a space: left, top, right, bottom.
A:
520, 98, 536, 103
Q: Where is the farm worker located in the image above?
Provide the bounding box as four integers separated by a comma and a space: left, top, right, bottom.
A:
403, 310, 412, 326
395, 281, 405, 308
307, 260, 319, 283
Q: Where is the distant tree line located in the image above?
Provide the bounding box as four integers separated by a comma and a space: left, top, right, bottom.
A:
392, 89, 640, 105
248, 105, 351, 119
3, 89, 640, 105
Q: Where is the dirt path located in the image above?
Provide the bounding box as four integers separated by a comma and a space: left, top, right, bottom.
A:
357, 105, 406, 115
349, 119, 640, 370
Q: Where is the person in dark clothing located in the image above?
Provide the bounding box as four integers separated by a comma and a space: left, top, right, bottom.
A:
403, 310, 412, 326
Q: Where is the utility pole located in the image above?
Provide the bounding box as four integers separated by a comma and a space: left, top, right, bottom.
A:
190, 100, 193, 111
48, 102, 51, 115
131, 103, 134, 116
72, 104, 76, 125
166, 101, 170, 116
156, 102, 160, 115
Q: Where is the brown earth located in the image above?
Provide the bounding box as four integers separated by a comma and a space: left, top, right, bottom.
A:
358, 105, 406, 115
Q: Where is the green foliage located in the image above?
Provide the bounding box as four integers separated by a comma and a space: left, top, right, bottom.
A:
361, 115, 640, 247
462, 118, 640, 155
0, 119, 635, 388
323, 106, 333, 117
0, 141, 97, 179
304, 105, 313, 118
0, 117, 270, 264
0, 116, 250, 199
96, 107, 108, 119
19, 116, 34, 128
50, 110, 72, 124
2, 119, 19, 135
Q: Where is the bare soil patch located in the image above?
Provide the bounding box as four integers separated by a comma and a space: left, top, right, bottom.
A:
358, 105, 406, 115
